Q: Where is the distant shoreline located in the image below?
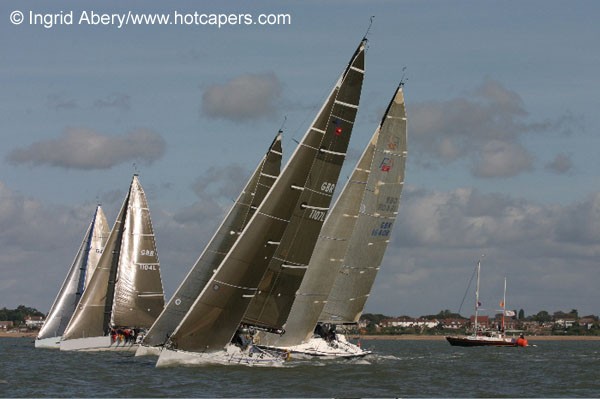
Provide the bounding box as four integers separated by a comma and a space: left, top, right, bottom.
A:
350, 334, 600, 341
2, 331, 599, 341
0, 331, 37, 338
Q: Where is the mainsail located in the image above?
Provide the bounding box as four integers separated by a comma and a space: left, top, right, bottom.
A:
319, 84, 407, 325
141, 132, 282, 348
36, 205, 109, 341
164, 38, 366, 353
258, 84, 407, 346
62, 175, 165, 340
240, 39, 367, 332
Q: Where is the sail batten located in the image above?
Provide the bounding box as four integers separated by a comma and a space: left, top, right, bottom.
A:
334, 100, 359, 109
319, 149, 346, 156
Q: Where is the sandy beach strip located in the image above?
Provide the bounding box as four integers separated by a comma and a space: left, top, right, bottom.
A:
0, 331, 37, 338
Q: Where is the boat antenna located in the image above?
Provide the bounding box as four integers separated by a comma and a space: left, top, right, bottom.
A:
133, 162, 139, 176
363, 16, 375, 40
399, 67, 408, 87
279, 115, 287, 134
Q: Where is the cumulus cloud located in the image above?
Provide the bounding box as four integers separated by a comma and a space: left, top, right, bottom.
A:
395, 187, 556, 249
409, 79, 577, 178
472, 140, 534, 178
366, 186, 600, 317
201, 72, 282, 122
6, 127, 166, 170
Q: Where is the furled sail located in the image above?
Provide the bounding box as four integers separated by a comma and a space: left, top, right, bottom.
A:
319, 85, 407, 325
165, 38, 366, 353
241, 40, 367, 332
36, 206, 109, 341
62, 175, 165, 340
141, 132, 282, 347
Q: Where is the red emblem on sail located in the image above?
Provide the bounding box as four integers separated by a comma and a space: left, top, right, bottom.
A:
332, 119, 343, 136
380, 157, 393, 172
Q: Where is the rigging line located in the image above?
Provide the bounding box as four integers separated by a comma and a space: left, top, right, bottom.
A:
399, 66, 408, 87
363, 15, 375, 40
457, 262, 478, 315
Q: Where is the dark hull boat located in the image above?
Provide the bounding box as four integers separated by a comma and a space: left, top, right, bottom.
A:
445, 259, 527, 348
446, 334, 518, 347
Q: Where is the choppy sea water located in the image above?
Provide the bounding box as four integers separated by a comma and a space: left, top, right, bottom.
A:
1, 337, 599, 397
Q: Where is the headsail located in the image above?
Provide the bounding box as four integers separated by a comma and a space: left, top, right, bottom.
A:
141, 132, 283, 347
62, 175, 165, 340
318, 85, 407, 325
164, 38, 366, 353
37, 205, 109, 341
110, 175, 165, 328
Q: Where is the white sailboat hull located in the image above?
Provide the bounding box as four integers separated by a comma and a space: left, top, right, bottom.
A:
135, 344, 162, 357
263, 335, 371, 359
156, 344, 287, 367
60, 335, 137, 352
34, 336, 62, 349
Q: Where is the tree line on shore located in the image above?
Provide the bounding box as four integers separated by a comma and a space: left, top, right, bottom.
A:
0, 305, 44, 324
359, 309, 600, 336
2, 305, 598, 335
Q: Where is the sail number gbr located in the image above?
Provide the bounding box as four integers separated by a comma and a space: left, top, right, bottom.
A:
304, 181, 335, 222
139, 249, 157, 271
371, 221, 393, 237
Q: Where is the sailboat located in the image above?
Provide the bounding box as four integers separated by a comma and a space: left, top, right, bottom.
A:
255, 83, 408, 358
135, 131, 283, 357
156, 37, 366, 367
445, 259, 523, 347
35, 205, 109, 349
60, 174, 165, 351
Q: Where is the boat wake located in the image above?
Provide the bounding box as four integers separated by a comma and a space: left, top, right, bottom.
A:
156, 344, 287, 368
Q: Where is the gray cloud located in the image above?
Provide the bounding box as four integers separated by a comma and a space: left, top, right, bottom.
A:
93, 93, 131, 111
173, 164, 248, 226
47, 93, 78, 110
410, 79, 577, 178
3, 173, 598, 318
6, 127, 166, 170
0, 181, 96, 308
545, 153, 573, 174
201, 72, 282, 122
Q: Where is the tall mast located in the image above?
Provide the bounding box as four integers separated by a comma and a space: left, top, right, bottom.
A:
474, 259, 481, 334
502, 277, 507, 332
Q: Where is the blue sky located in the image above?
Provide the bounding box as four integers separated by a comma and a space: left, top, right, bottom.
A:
1, 0, 599, 319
